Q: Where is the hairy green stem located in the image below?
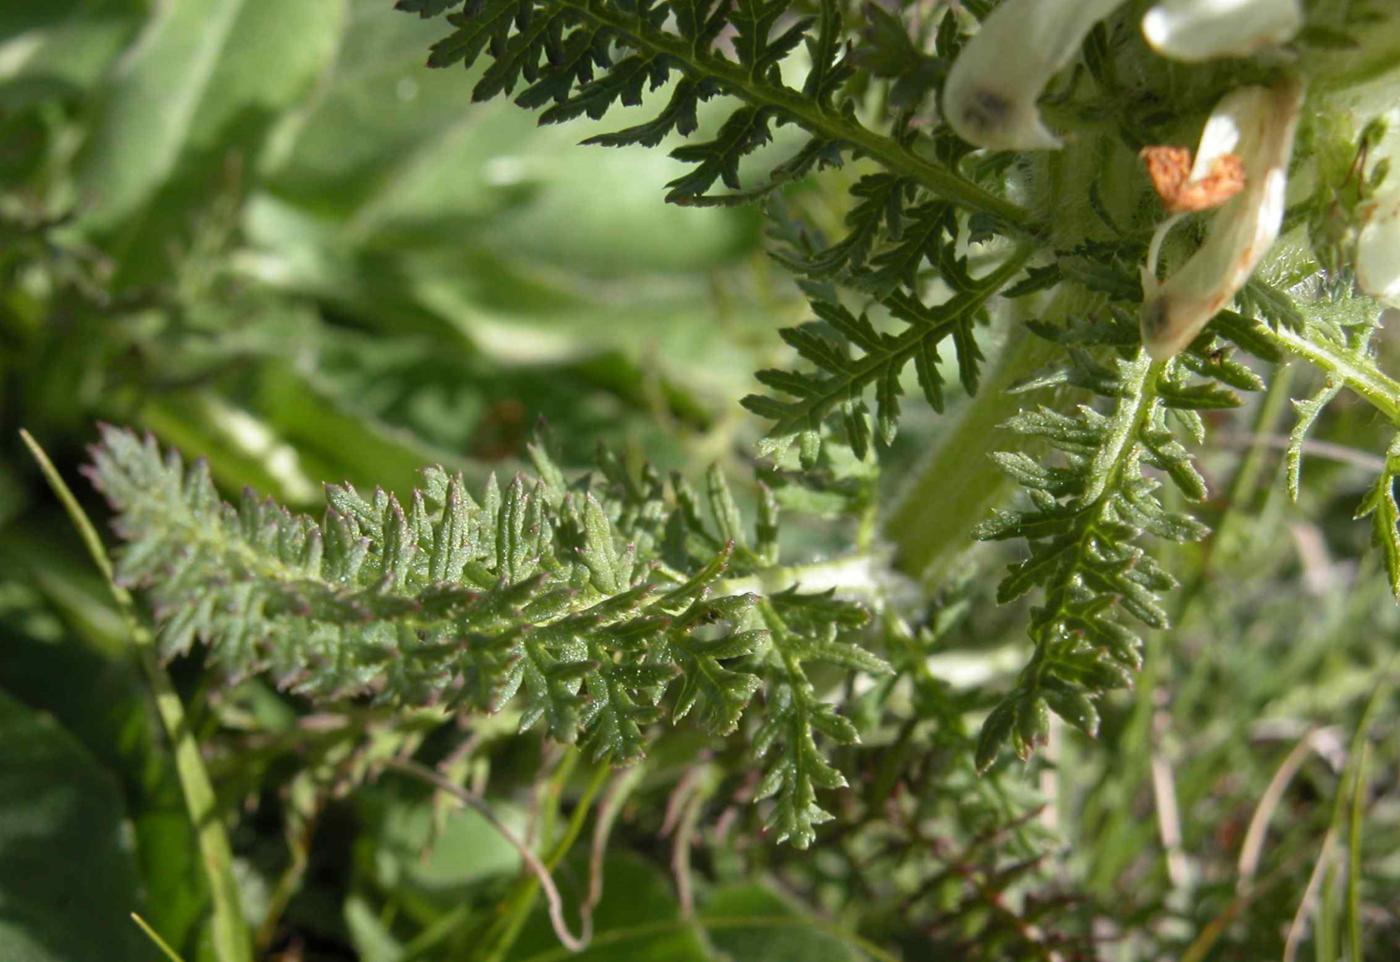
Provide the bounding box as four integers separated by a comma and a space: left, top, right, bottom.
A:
882, 292, 1072, 579
556, 0, 1034, 230
1264, 324, 1400, 426
20, 430, 252, 962
1083, 352, 1160, 504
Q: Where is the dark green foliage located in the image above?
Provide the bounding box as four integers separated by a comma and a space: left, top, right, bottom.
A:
970, 302, 1281, 767
851, 1, 950, 112
397, 0, 461, 15
745, 237, 1026, 458
412, 0, 854, 207
753, 589, 886, 844
409, 0, 1034, 453
0, 692, 148, 962
399, 0, 1400, 783
88, 425, 886, 844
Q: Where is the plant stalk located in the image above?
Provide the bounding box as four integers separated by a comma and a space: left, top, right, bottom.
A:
880, 300, 1067, 580
20, 430, 252, 962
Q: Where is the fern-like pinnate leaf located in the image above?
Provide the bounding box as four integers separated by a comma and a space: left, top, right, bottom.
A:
745, 239, 1029, 459
407, 0, 1017, 215
406, 0, 1037, 452
88, 426, 887, 845
1273, 293, 1400, 598
971, 307, 1267, 769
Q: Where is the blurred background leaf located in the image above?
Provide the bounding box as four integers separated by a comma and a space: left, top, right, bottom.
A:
0, 689, 148, 962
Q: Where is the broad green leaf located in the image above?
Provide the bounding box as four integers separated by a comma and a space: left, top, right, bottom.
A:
239, 195, 776, 413
344, 893, 405, 962
0, 690, 146, 962
75, 0, 345, 233
259, 0, 483, 212
504, 855, 708, 962
366, 788, 522, 896
0, 557, 209, 957
262, 1, 756, 276
701, 883, 857, 962
0, 1, 140, 96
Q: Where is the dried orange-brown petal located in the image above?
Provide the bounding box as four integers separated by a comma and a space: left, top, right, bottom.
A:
1141, 145, 1192, 204
1141, 145, 1246, 214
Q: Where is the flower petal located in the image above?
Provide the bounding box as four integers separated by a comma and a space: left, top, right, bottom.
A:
1142, 145, 1245, 214
943, 0, 1129, 151
1141, 80, 1304, 360
1142, 0, 1303, 62
1358, 192, 1400, 307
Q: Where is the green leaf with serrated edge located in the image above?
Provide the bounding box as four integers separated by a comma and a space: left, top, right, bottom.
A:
706, 463, 747, 549
1355, 438, 1400, 599
86, 427, 871, 835
1013, 695, 1049, 759
1289, 380, 1344, 501
1043, 685, 1101, 736
751, 246, 1032, 447
797, 636, 891, 675
84, 428, 873, 806
978, 350, 1219, 765
579, 493, 624, 594
975, 698, 1017, 774
1156, 379, 1242, 410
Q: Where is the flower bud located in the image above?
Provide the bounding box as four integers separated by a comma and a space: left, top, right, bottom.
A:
943, 0, 1128, 151
1142, 0, 1302, 62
